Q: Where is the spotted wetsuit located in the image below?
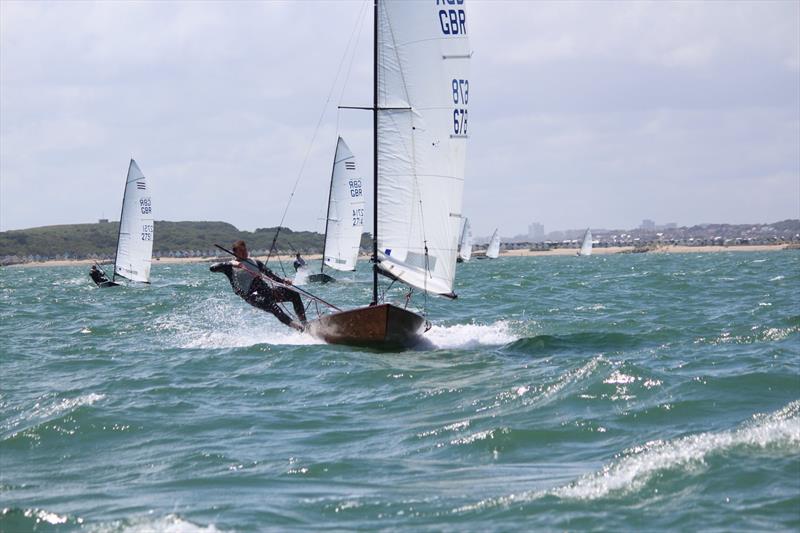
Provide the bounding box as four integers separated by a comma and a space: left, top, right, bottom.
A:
210, 258, 306, 327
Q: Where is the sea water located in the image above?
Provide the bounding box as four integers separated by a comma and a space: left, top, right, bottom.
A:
1, 251, 798, 531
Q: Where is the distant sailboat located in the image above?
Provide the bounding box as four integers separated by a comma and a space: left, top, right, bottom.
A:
457, 218, 472, 263
306, 0, 471, 348
91, 159, 153, 287
486, 229, 501, 259
309, 137, 364, 283
577, 228, 592, 256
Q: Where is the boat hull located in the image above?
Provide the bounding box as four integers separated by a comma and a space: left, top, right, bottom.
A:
307, 303, 428, 349
308, 273, 336, 284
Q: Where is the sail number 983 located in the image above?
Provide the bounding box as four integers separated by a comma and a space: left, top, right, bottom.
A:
452, 79, 469, 135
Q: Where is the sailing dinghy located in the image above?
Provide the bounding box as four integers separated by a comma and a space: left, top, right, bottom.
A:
457, 218, 473, 263
92, 159, 153, 287
485, 229, 501, 259
308, 137, 364, 283
577, 228, 593, 256
306, 0, 471, 348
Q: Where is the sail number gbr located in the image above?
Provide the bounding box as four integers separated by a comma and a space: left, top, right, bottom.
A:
438, 0, 467, 36
141, 224, 153, 241
140, 197, 152, 214
452, 79, 468, 135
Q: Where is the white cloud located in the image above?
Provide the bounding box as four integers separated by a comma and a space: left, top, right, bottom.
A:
1, 0, 798, 235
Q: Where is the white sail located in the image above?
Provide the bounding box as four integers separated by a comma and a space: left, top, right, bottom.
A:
486, 229, 500, 259
114, 159, 153, 282
578, 228, 593, 256
458, 217, 472, 262
375, 0, 471, 298
323, 137, 364, 272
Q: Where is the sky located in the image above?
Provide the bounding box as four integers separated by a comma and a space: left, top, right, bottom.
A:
1, 0, 798, 239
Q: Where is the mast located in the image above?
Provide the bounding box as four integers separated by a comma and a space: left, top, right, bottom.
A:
371, 0, 378, 305
112, 159, 133, 282
320, 139, 338, 275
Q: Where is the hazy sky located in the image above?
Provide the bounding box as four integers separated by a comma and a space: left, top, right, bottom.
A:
1, 0, 798, 238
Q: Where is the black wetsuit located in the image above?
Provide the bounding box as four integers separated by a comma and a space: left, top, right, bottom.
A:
293, 256, 306, 272
210, 258, 306, 327
89, 268, 110, 286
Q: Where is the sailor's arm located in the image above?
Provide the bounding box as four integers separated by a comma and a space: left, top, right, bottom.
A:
256, 260, 292, 285
209, 261, 232, 273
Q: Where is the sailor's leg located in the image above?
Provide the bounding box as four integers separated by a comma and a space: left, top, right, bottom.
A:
273, 287, 307, 324
246, 294, 294, 327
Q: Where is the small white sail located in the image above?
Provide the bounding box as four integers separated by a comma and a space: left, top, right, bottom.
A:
375, 0, 471, 298
578, 228, 593, 256
323, 137, 364, 272
459, 218, 472, 262
486, 229, 500, 259
114, 159, 153, 283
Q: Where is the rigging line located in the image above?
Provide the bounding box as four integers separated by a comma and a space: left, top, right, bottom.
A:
336, 0, 368, 135
266, 1, 372, 266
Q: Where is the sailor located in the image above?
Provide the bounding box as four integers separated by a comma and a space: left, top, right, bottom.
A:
89, 265, 110, 286
210, 240, 307, 331
293, 253, 306, 272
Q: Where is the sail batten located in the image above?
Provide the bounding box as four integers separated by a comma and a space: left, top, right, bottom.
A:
113, 159, 153, 283
375, 0, 470, 297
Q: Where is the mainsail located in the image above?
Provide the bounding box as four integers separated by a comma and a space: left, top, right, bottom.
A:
578, 228, 593, 256
374, 0, 470, 298
458, 217, 472, 262
486, 229, 500, 259
113, 159, 153, 283
322, 137, 364, 272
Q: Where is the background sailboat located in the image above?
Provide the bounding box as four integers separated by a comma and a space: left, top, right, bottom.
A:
309, 137, 364, 283
457, 217, 472, 262
578, 228, 593, 256
485, 229, 501, 259
307, 0, 471, 347
95, 159, 153, 287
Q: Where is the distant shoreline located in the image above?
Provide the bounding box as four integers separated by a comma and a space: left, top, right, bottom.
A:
6, 244, 794, 268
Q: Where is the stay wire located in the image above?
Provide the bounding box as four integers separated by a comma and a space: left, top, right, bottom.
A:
267, 2, 371, 267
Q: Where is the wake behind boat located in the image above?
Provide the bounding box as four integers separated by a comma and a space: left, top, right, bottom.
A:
90, 159, 153, 287
305, 0, 472, 348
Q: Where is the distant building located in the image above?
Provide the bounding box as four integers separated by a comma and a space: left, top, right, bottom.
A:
98, 218, 109, 224
641, 219, 656, 231
528, 222, 545, 242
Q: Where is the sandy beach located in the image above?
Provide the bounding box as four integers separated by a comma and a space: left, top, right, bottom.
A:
7, 245, 792, 268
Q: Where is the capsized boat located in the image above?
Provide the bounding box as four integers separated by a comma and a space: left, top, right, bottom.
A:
92, 159, 154, 287
307, 0, 471, 348
309, 137, 365, 284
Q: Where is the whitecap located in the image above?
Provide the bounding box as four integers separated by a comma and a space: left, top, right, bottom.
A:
453, 401, 800, 512
423, 320, 519, 349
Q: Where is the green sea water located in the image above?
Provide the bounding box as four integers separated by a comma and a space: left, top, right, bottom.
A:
1, 251, 799, 531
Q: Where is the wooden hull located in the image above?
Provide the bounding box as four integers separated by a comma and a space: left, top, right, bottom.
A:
307, 303, 429, 349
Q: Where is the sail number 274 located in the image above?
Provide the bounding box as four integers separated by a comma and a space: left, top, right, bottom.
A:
452, 79, 468, 135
